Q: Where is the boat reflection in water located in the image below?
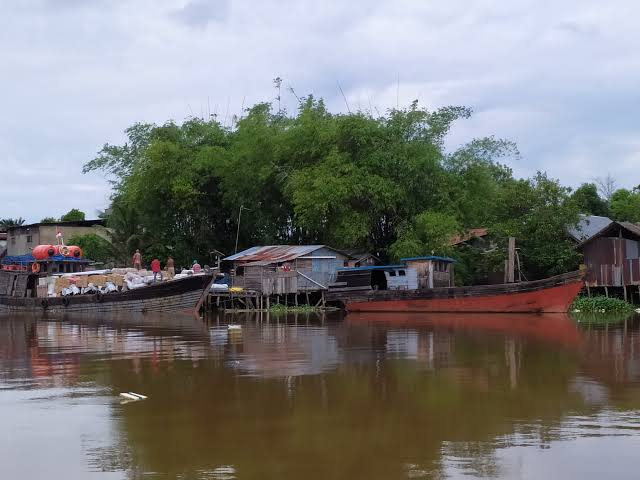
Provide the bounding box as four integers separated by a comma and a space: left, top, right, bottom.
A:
1, 311, 640, 479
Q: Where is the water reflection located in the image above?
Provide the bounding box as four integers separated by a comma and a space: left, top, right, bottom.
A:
0, 312, 640, 479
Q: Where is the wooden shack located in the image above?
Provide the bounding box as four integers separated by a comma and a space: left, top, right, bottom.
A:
577, 221, 640, 300
222, 245, 351, 294
401, 256, 455, 288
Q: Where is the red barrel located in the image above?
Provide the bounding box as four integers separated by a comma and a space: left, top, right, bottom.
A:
67, 246, 83, 258
32, 245, 56, 260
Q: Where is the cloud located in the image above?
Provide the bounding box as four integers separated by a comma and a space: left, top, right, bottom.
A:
0, 0, 639, 222
174, 0, 229, 28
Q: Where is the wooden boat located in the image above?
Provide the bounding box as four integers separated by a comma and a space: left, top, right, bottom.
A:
0, 271, 214, 315
327, 270, 584, 313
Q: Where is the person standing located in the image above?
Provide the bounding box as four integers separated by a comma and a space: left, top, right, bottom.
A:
166, 256, 175, 279
192, 260, 202, 274
151, 258, 162, 282
132, 249, 142, 271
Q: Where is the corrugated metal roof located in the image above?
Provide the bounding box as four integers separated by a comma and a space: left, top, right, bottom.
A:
620, 222, 640, 238
568, 215, 613, 242
224, 245, 329, 263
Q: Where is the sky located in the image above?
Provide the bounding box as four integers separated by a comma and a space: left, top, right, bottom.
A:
1, 0, 639, 223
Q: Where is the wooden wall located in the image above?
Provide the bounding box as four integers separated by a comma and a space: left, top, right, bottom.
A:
583, 236, 640, 286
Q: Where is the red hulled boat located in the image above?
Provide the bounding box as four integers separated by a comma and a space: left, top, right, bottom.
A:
327, 270, 584, 314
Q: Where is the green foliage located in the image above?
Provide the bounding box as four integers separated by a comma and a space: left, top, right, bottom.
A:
83, 90, 580, 280
571, 295, 634, 313
570, 183, 609, 216
490, 172, 580, 278
390, 211, 459, 261
40, 217, 59, 223
269, 304, 323, 314
610, 188, 640, 222
0, 218, 25, 230
61, 208, 86, 222
68, 233, 114, 264
571, 296, 635, 325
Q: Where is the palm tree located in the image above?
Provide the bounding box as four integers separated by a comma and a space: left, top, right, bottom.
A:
0, 217, 26, 230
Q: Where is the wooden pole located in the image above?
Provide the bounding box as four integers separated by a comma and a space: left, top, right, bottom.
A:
507, 237, 515, 283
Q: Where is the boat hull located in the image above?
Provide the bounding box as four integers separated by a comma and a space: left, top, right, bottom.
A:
330, 271, 585, 314
0, 274, 214, 315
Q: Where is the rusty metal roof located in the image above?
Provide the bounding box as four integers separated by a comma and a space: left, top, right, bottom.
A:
224, 245, 332, 263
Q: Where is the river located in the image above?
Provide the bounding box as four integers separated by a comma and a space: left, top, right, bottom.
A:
0, 311, 639, 479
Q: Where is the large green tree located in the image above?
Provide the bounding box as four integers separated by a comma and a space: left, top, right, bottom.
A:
83, 91, 577, 279
570, 183, 610, 217
61, 208, 86, 222
610, 188, 640, 222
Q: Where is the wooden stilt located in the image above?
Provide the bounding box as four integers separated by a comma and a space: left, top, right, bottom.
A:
623, 284, 628, 302
604, 286, 609, 298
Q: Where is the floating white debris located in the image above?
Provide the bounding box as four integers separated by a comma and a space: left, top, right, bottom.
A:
119, 392, 147, 401
636, 308, 640, 314
227, 325, 242, 330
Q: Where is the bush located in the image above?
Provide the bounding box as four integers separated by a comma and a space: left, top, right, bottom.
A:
571, 295, 634, 314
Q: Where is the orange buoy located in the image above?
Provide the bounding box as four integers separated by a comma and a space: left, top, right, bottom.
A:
56, 245, 70, 256
32, 245, 56, 260
31, 263, 41, 273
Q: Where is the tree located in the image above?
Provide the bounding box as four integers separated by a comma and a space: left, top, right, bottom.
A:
82, 88, 575, 279
40, 217, 59, 223
570, 183, 609, 216
389, 212, 459, 260
0, 218, 25, 230
610, 189, 640, 222
594, 173, 617, 203
68, 233, 114, 264
491, 172, 580, 279
61, 209, 86, 222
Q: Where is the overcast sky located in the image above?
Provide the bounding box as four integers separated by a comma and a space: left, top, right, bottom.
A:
1, 0, 638, 222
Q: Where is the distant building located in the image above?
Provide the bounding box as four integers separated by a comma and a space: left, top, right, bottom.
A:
6, 220, 109, 256
341, 250, 380, 268
222, 245, 351, 294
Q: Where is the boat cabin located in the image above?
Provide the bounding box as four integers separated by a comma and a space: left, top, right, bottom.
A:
401, 256, 455, 288
0, 255, 90, 298
334, 265, 418, 291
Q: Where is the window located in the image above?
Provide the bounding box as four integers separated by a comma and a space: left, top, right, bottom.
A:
398, 270, 406, 276
26, 235, 32, 243
389, 271, 396, 277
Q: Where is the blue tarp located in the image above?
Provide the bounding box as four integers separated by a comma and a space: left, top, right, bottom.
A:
1, 254, 87, 265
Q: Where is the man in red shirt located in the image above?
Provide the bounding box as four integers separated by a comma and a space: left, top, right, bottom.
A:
151, 258, 162, 282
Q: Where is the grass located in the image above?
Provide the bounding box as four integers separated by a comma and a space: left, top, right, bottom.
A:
269, 304, 322, 314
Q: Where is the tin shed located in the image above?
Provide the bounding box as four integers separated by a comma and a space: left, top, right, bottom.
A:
223, 245, 350, 293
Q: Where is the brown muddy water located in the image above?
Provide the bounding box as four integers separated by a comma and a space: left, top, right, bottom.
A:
1, 311, 640, 479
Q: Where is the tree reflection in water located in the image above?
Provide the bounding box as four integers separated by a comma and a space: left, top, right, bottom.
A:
0, 312, 639, 479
